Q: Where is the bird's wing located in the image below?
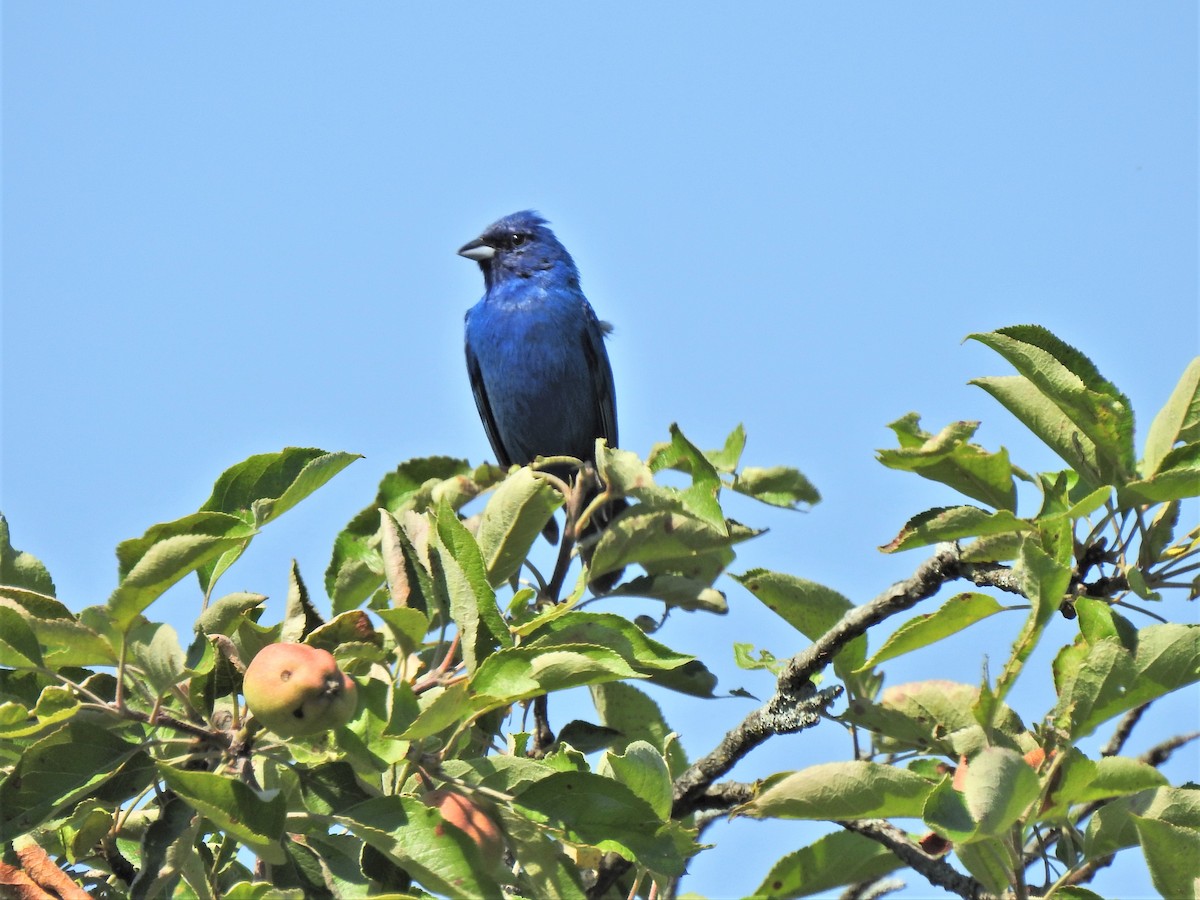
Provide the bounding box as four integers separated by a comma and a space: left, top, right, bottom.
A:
582, 319, 618, 449
465, 340, 513, 468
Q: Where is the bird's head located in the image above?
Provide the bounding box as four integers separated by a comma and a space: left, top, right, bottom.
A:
458, 210, 579, 290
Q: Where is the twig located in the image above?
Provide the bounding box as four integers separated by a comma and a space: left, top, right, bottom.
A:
1101, 703, 1148, 757
674, 543, 965, 813
840, 876, 907, 900
838, 819, 995, 900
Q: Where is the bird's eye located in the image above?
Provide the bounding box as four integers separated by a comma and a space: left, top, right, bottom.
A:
509, 233, 526, 247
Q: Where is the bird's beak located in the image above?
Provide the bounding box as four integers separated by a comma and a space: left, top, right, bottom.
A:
458, 238, 495, 261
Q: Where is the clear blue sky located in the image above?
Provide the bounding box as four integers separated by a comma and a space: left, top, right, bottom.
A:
3, 4, 1197, 897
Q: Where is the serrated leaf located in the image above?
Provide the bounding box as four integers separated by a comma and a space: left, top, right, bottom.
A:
881, 505, 1032, 553
514, 771, 695, 877
598, 741, 673, 821
280, 560, 322, 643
0, 721, 154, 842
433, 501, 511, 672
731, 569, 864, 681
1135, 815, 1200, 900
743, 762, 934, 820
1120, 442, 1200, 504
749, 830, 902, 899
476, 467, 563, 587
590, 681, 689, 778
972, 375, 1105, 487
470, 644, 643, 706
110, 515, 255, 627
608, 574, 728, 614
158, 764, 287, 863
0, 514, 55, 596
398, 681, 474, 740
1086, 786, 1200, 858
0, 605, 44, 668
706, 424, 746, 472
589, 508, 743, 580
731, 465, 820, 509
1144, 357, 1200, 476
646, 424, 726, 530
338, 795, 502, 897
858, 593, 1007, 671
969, 326, 1135, 483
878, 415, 1016, 510
523, 611, 716, 696
128, 622, 187, 696
192, 595, 266, 645
201, 448, 360, 528
195, 448, 359, 592
962, 747, 1040, 836
325, 456, 476, 611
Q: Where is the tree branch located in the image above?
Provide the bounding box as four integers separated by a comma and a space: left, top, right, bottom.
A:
674, 543, 966, 815
838, 819, 996, 900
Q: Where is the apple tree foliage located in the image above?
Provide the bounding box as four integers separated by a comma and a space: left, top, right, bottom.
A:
1, 325, 1198, 899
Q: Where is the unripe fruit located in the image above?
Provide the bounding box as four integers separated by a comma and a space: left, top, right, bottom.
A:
243, 642, 358, 738
422, 789, 504, 866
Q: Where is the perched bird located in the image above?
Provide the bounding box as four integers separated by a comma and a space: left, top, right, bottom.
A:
460, 210, 626, 563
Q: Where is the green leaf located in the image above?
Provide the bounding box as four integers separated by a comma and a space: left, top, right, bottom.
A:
0, 514, 55, 596
476, 467, 563, 587
598, 741, 673, 822
858, 592, 1007, 671
731, 570, 864, 681
590, 681, 689, 778
0, 721, 154, 842
923, 777, 977, 844
972, 375, 1106, 487
398, 681, 474, 740
197, 448, 359, 591
881, 505, 1032, 553
844, 680, 1024, 757
433, 500, 512, 671
731, 465, 820, 509
337, 795, 502, 898
127, 796, 198, 900
1135, 815, 1200, 900
962, 747, 1040, 837
127, 622, 187, 697
990, 536, 1071, 710
877, 415, 1016, 510
194, 591, 267, 636
1121, 442, 1200, 504
0, 605, 44, 668
158, 764, 287, 864
749, 831, 902, 899
745, 762, 934, 820
110, 513, 255, 627
325, 456, 479, 611
374, 607, 430, 656
969, 326, 1135, 483
608, 574, 728, 614
470, 644, 643, 706
954, 836, 1014, 894
706, 424, 747, 472
201, 447, 361, 528
589, 508, 747, 580
523, 611, 716, 696
647, 424, 726, 530
1144, 357, 1200, 476
1086, 786, 1200, 857
513, 771, 695, 877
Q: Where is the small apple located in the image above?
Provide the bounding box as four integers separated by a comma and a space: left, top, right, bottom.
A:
243, 642, 358, 738
422, 789, 504, 866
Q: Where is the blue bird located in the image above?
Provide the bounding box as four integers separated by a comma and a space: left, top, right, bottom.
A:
460, 211, 626, 568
